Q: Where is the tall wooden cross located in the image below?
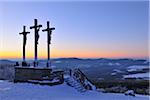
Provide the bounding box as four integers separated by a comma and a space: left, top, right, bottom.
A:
19, 26, 30, 65
42, 21, 55, 67
30, 19, 42, 67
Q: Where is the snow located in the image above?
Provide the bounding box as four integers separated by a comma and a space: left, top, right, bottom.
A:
127, 65, 149, 70
125, 90, 134, 94
127, 65, 149, 72
108, 63, 121, 66
51, 65, 56, 68
127, 69, 138, 72
144, 60, 149, 64
55, 61, 62, 63
108, 63, 113, 66
111, 72, 116, 75
124, 90, 135, 96
97, 78, 104, 80
28, 78, 59, 83
113, 69, 123, 73
111, 69, 123, 75
0, 80, 4, 82
0, 80, 149, 100
123, 72, 150, 80
78, 64, 91, 68
115, 63, 121, 66
16, 66, 51, 69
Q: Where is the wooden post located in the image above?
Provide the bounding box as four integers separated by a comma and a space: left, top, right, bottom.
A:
42, 21, 55, 67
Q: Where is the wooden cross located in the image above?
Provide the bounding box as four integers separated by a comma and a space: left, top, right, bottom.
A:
19, 26, 30, 64
30, 19, 42, 67
42, 21, 55, 67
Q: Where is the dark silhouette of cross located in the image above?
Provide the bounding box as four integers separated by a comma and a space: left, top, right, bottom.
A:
42, 21, 55, 67
30, 19, 42, 67
19, 26, 30, 65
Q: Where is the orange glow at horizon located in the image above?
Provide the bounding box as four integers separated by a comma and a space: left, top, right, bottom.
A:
0, 49, 148, 59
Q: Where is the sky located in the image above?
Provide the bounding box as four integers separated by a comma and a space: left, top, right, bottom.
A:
0, 1, 149, 59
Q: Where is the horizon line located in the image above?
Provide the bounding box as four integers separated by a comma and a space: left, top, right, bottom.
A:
0, 57, 149, 60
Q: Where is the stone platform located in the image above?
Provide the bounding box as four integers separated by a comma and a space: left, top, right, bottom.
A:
14, 67, 52, 82
14, 67, 64, 85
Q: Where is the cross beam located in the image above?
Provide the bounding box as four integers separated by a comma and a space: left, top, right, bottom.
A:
30, 19, 42, 67
19, 26, 30, 64
42, 21, 55, 67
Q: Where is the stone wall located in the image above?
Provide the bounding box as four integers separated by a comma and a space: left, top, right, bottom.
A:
14, 67, 52, 82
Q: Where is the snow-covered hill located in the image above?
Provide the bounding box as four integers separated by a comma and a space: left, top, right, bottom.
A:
0, 80, 149, 100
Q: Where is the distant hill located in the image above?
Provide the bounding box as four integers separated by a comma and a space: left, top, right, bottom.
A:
0, 59, 15, 65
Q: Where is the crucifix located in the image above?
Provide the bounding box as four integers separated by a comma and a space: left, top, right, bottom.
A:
19, 26, 30, 66
42, 21, 55, 67
30, 19, 42, 67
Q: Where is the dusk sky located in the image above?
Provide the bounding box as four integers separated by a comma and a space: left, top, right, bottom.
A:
0, 1, 149, 59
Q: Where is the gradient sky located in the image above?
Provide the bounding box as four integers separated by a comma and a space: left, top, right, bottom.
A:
0, 1, 149, 59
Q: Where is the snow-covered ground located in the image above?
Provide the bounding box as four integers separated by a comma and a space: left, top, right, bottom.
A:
0, 80, 149, 100
127, 65, 149, 72
125, 65, 150, 80
123, 72, 150, 80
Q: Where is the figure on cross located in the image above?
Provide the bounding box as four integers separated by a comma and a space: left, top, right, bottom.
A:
42, 21, 55, 67
19, 26, 30, 66
19, 26, 30, 46
30, 19, 42, 67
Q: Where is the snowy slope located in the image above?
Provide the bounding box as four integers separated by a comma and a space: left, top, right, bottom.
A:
0, 80, 149, 100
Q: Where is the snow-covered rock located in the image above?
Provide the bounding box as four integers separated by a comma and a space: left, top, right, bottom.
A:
124, 90, 135, 96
